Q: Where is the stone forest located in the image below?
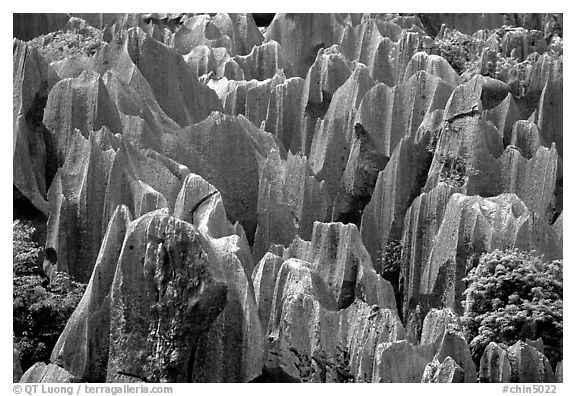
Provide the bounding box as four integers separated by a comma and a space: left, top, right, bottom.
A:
13, 13, 563, 383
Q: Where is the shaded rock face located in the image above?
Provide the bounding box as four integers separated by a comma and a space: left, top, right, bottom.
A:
20, 362, 80, 383
282, 221, 396, 311
14, 13, 562, 384
417, 193, 560, 317
13, 347, 23, 382
360, 135, 432, 265
506, 341, 555, 383
50, 205, 132, 381
176, 112, 284, 244
421, 356, 465, 383
265, 14, 347, 78
106, 210, 229, 383
373, 340, 433, 382
253, 152, 331, 262
309, 64, 376, 201
480, 342, 512, 383
13, 40, 55, 217
332, 123, 389, 225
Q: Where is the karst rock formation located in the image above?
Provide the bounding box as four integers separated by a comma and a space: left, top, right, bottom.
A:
13, 12, 562, 383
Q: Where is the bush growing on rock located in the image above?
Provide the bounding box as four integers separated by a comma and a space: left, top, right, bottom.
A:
462, 249, 562, 368
13, 221, 86, 371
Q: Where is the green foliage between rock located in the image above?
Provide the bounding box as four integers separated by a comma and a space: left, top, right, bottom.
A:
13, 221, 86, 371
462, 249, 562, 368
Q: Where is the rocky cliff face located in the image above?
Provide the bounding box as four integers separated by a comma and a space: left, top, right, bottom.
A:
15, 13, 562, 383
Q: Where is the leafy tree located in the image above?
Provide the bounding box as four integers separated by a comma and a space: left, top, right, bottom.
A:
376, 240, 404, 317
376, 240, 403, 285
462, 249, 562, 368
13, 221, 86, 371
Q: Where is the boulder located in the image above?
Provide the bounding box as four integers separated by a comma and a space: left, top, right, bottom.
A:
421, 356, 465, 383
172, 174, 264, 382
332, 123, 388, 225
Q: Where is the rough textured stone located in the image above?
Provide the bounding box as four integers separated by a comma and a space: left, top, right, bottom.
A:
360, 135, 431, 265
13, 346, 23, 382
92, 27, 222, 128
480, 342, 512, 383
50, 205, 132, 381
299, 45, 353, 156
174, 112, 284, 243
372, 340, 434, 383
265, 14, 346, 78
13, 39, 54, 216
506, 341, 555, 383
102, 138, 183, 235
400, 182, 460, 332
421, 356, 465, 383
265, 77, 306, 153
252, 253, 285, 329
42, 70, 122, 164
309, 64, 376, 200
510, 120, 544, 159
434, 328, 476, 382
283, 221, 397, 311
20, 363, 80, 383
253, 152, 331, 262
332, 123, 388, 225
403, 51, 462, 87
44, 130, 116, 281
233, 40, 295, 80
106, 210, 228, 382
419, 193, 561, 316
420, 308, 461, 349
555, 361, 562, 383
356, 71, 453, 158
499, 144, 559, 221
264, 258, 404, 383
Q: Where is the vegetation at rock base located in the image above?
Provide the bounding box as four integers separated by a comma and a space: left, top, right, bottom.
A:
462, 249, 562, 368
27, 24, 104, 63
376, 240, 403, 285
13, 221, 86, 371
